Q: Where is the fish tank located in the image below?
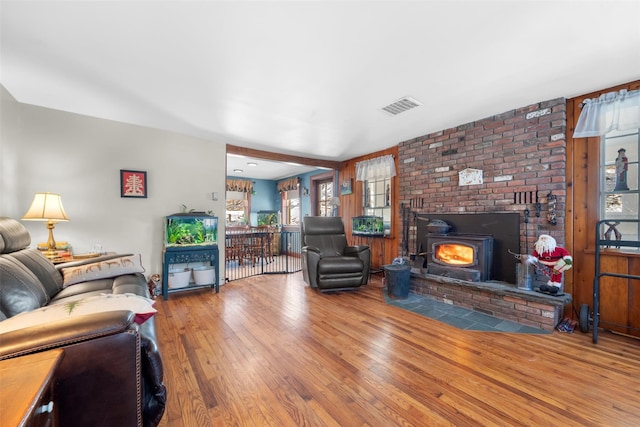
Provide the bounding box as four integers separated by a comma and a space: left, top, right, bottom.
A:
165, 213, 218, 248
352, 215, 384, 236
257, 210, 279, 226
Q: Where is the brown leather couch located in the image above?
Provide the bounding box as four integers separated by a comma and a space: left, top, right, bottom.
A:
301, 216, 370, 292
0, 217, 166, 426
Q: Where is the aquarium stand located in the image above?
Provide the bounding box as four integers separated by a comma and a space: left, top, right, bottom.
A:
162, 245, 219, 300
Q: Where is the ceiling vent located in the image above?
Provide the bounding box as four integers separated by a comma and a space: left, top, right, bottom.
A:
381, 96, 423, 116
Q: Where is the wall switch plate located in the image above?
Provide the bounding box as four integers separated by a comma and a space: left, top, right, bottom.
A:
212, 192, 218, 201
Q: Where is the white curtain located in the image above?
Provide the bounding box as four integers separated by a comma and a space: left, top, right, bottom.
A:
355, 155, 396, 181
574, 89, 640, 138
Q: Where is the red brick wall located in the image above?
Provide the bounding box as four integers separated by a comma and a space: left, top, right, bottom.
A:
398, 98, 567, 255
410, 275, 562, 331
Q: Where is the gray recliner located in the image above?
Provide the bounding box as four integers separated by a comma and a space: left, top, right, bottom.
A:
301, 216, 370, 292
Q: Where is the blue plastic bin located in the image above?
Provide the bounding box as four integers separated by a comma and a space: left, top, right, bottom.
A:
384, 264, 411, 299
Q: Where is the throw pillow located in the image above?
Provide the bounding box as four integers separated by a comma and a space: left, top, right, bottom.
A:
0, 293, 157, 334
61, 254, 145, 287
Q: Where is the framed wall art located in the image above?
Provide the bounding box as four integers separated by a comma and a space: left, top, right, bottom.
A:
120, 169, 147, 198
340, 179, 353, 195
458, 168, 483, 186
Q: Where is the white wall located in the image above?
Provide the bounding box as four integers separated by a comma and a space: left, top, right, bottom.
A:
1, 85, 227, 280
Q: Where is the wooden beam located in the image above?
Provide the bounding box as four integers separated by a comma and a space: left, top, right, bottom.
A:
226, 144, 341, 170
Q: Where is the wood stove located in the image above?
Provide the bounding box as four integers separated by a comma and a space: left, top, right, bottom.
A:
415, 213, 520, 284
426, 233, 493, 281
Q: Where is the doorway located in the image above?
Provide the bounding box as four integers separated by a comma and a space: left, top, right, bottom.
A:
310, 171, 335, 216
225, 147, 340, 282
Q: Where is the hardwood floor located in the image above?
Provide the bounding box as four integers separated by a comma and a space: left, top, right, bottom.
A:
155, 273, 640, 426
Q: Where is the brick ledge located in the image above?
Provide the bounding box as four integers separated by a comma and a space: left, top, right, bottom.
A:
412, 271, 572, 306
410, 271, 572, 331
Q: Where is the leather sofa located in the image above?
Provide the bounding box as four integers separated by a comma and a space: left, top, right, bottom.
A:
301, 216, 370, 292
0, 217, 166, 427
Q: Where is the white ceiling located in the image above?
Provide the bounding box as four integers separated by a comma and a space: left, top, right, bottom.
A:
227, 153, 321, 180
2, 1, 639, 179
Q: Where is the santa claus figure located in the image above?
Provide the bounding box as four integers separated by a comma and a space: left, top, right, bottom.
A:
526, 234, 572, 294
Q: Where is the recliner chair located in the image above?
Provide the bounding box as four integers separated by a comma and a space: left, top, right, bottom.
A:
301, 216, 370, 292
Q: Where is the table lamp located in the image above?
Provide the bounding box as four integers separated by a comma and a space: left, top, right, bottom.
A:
22, 192, 70, 259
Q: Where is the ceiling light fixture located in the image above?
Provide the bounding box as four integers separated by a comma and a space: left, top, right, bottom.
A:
381, 96, 423, 116
247, 162, 258, 167
233, 168, 243, 173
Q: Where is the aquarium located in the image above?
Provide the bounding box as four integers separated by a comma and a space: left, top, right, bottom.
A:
165, 213, 218, 247
257, 210, 279, 226
352, 215, 384, 236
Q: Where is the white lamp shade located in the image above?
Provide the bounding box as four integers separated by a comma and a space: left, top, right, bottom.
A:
22, 193, 70, 222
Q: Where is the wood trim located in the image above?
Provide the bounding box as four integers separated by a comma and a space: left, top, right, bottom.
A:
227, 144, 341, 170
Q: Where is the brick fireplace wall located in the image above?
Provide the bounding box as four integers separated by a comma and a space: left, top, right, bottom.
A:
398, 97, 567, 258
395, 98, 568, 329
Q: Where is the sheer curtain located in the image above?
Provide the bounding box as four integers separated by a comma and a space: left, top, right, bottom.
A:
574, 89, 640, 138
355, 155, 396, 181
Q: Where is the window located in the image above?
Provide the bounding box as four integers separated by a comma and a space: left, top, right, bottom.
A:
363, 177, 391, 231
316, 179, 333, 216
600, 127, 640, 240
281, 189, 300, 225
226, 191, 249, 225
309, 171, 335, 217
356, 154, 395, 234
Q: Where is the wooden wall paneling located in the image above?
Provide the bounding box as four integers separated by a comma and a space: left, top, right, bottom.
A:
351, 236, 386, 270
567, 95, 593, 311
571, 251, 594, 317
568, 80, 640, 330
338, 146, 399, 271
576, 137, 602, 312
628, 257, 640, 337
338, 159, 358, 241
597, 255, 630, 334
565, 97, 576, 297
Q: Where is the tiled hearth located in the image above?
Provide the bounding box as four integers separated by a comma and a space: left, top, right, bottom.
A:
410, 271, 571, 332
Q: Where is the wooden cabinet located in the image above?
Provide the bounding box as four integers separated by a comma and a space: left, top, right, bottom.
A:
0, 349, 63, 427
162, 213, 219, 300
162, 245, 219, 300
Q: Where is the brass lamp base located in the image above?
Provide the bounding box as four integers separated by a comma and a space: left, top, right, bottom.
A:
44, 220, 59, 259
43, 250, 59, 260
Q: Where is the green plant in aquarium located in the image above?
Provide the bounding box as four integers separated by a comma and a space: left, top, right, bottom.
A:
356, 223, 369, 231
257, 212, 279, 226
167, 219, 207, 245
353, 216, 384, 235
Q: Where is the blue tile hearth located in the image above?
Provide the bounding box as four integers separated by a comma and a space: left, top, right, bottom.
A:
382, 289, 550, 334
